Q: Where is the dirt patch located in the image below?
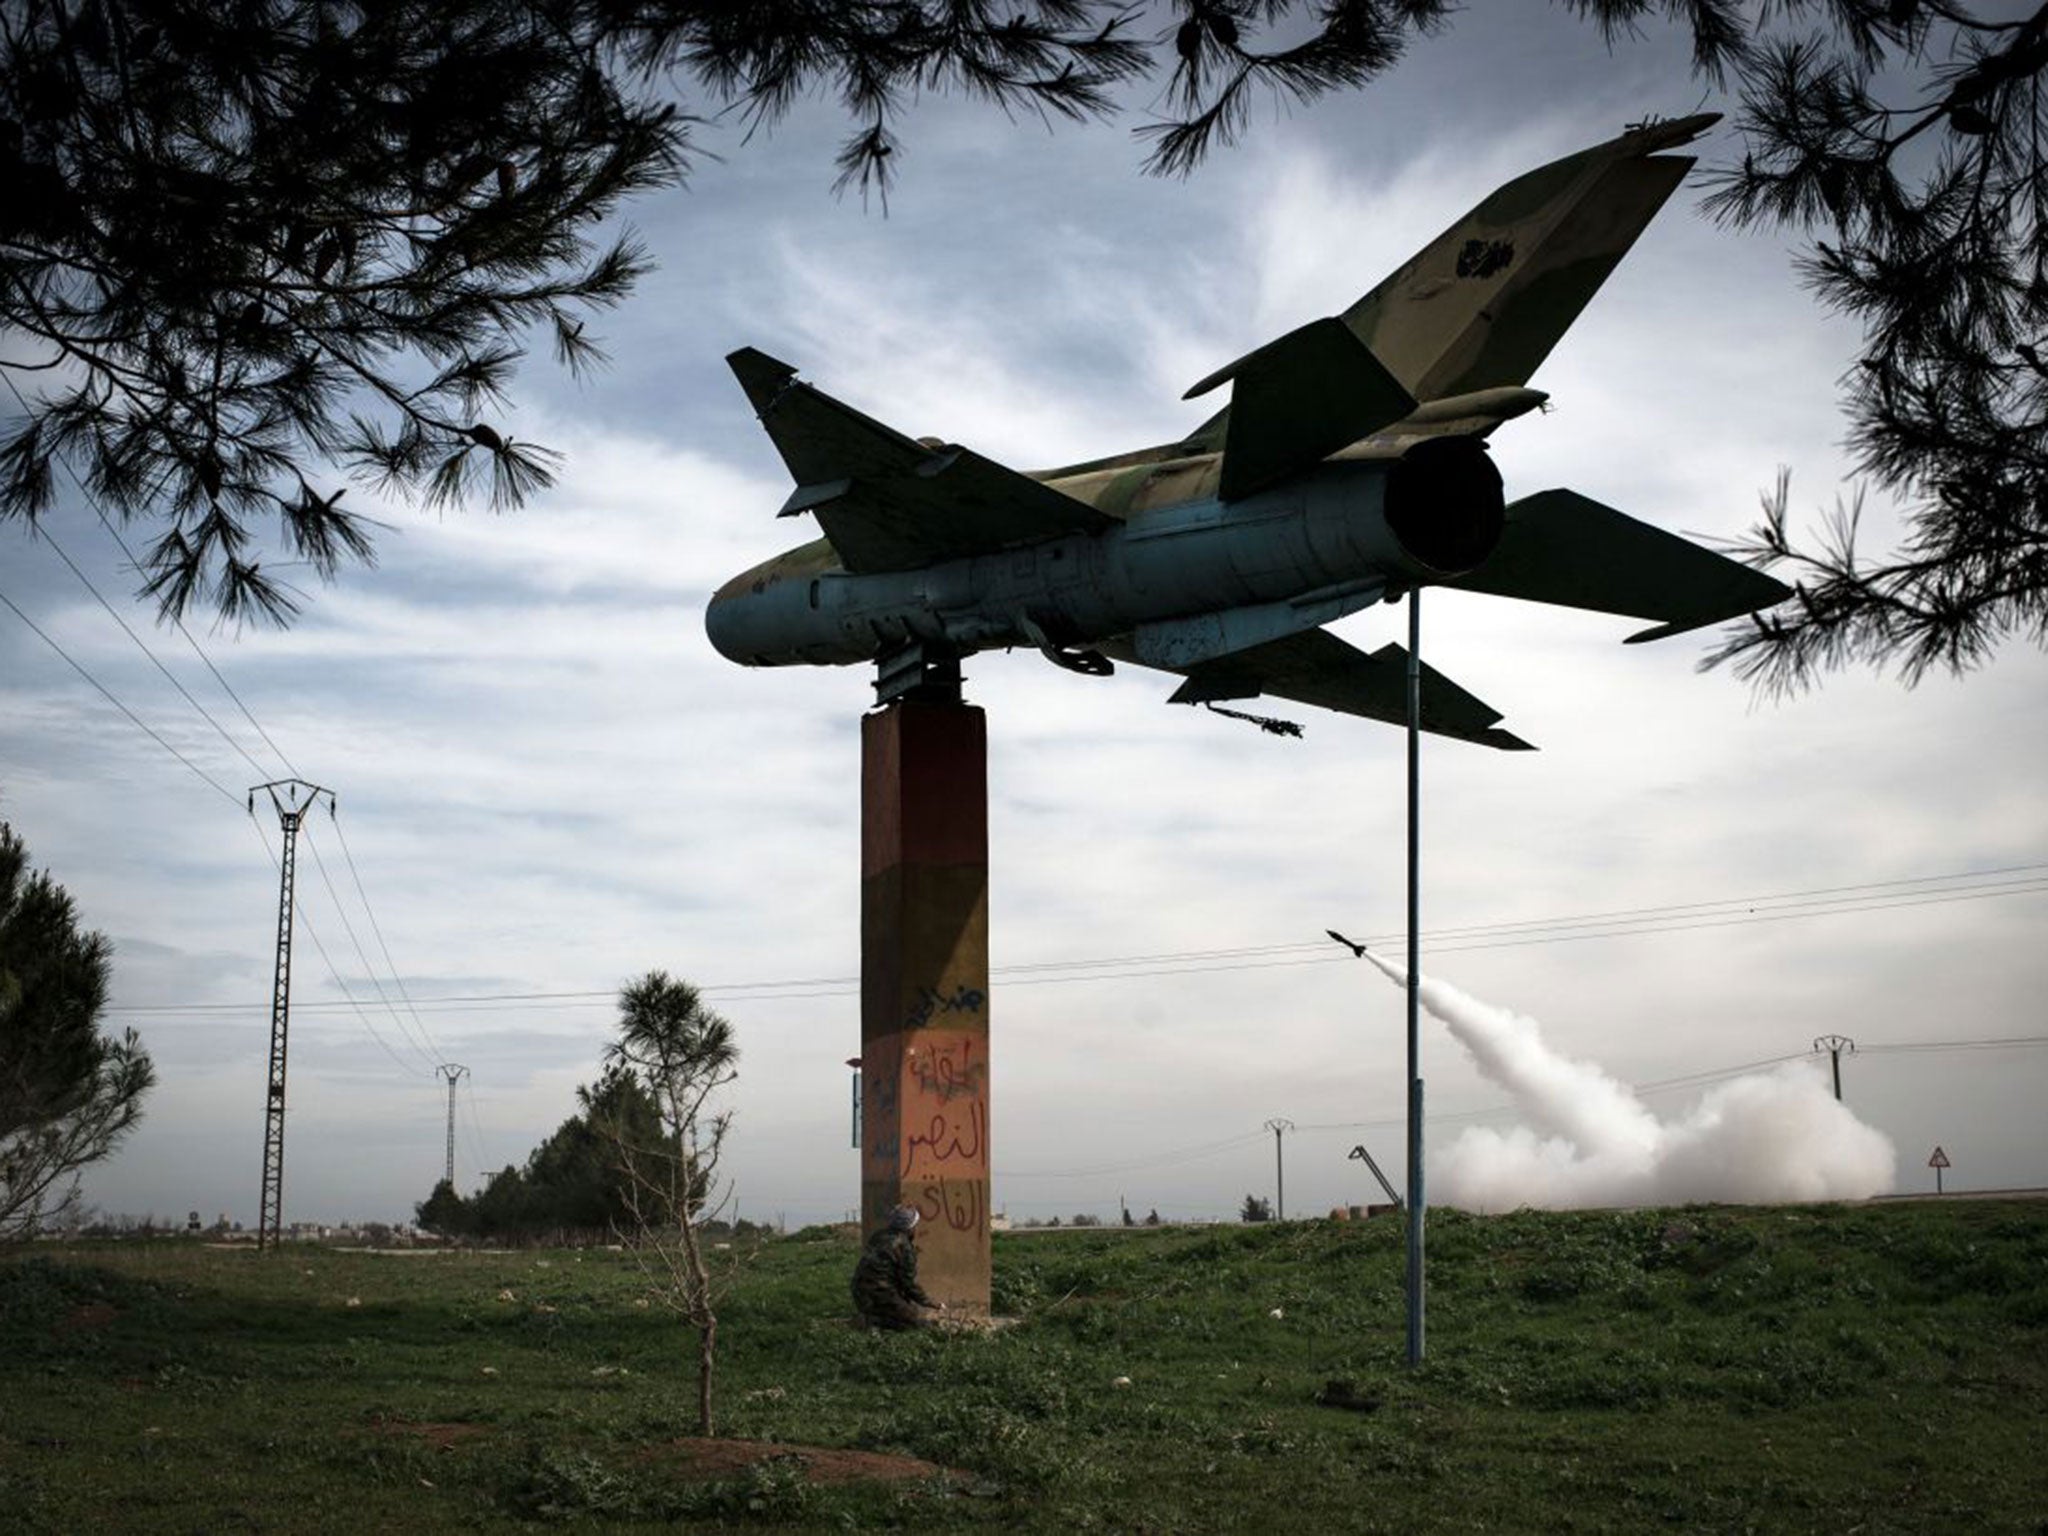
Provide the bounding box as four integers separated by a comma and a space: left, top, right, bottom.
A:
364, 1422, 947, 1486
368, 1418, 491, 1452
645, 1437, 959, 1487
56, 1301, 117, 1334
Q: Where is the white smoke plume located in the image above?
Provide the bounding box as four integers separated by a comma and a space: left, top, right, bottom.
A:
1364, 953, 1896, 1210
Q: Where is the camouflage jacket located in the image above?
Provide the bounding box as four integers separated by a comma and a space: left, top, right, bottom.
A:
851, 1227, 933, 1315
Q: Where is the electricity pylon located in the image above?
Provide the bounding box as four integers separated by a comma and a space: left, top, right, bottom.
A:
250, 779, 333, 1251
1265, 1118, 1295, 1220
1813, 1034, 1856, 1102
436, 1064, 470, 1189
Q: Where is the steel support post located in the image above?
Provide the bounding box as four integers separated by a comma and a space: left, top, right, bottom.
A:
1405, 590, 1426, 1366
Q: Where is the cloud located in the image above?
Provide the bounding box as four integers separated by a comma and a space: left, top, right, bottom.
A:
5, 21, 2041, 1228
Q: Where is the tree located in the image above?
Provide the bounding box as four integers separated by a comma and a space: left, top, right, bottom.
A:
1125, 1, 2048, 687
411, 1061, 678, 1241
523, 1060, 676, 1231
1, 0, 685, 624
414, 1177, 469, 1238
0, 1, 1142, 624
0, 821, 154, 1239
467, 1163, 535, 1237
1240, 1193, 1272, 1223
601, 969, 738, 1437
1691, 7, 2048, 689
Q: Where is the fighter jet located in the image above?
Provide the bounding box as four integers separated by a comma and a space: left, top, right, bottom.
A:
705, 114, 1790, 749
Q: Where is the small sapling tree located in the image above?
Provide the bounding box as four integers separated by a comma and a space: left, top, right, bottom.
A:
600, 970, 738, 1436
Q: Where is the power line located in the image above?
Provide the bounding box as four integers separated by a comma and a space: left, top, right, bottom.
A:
1006, 1129, 1270, 1179
1861, 1036, 2048, 1054
2, 370, 303, 781
328, 812, 445, 1065
25, 522, 278, 780
247, 817, 429, 1080
0, 584, 244, 809
460, 1077, 494, 1179
298, 823, 442, 1074
102, 866, 2048, 1020
1363, 863, 2048, 943
1423, 879, 2048, 955
1627, 1051, 1814, 1094
1004, 1037, 2047, 1184
4, 471, 442, 1078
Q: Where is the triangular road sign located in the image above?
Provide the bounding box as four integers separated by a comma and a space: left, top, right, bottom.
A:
1928, 1146, 1951, 1169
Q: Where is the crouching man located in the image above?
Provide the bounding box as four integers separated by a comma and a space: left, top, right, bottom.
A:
851, 1204, 943, 1329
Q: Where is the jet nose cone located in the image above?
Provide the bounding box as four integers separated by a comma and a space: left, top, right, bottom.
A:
704, 580, 754, 664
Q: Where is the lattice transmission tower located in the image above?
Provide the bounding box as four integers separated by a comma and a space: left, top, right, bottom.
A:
250, 780, 333, 1250
436, 1064, 469, 1189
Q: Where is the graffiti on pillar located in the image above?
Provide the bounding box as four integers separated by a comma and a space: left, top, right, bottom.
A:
902, 1030, 989, 1179
863, 1179, 989, 1236
916, 1178, 987, 1233
906, 1030, 985, 1101
865, 1063, 900, 1120
903, 983, 986, 1031
908, 1100, 985, 1168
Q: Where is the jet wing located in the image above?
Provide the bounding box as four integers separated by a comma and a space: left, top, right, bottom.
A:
1445, 489, 1792, 640
727, 347, 1111, 573
1155, 627, 1533, 750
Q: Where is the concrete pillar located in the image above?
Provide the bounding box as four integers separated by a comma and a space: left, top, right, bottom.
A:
860, 697, 991, 1313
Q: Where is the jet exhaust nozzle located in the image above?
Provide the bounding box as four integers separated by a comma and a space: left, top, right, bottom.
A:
1383, 437, 1505, 578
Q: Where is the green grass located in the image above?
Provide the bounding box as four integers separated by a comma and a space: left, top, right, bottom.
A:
3, 1201, 2045, 1532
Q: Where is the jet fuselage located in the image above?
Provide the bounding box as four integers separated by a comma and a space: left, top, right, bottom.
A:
706, 435, 1506, 673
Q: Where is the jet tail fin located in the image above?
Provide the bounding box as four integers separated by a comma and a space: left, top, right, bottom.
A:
1343, 114, 1717, 402
1182, 113, 1715, 455
1446, 488, 1791, 635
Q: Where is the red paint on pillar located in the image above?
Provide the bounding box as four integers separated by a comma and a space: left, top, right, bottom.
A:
860, 698, 991, 1314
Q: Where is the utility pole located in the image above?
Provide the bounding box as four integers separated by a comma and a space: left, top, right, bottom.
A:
1265, 1118, 1295, 1220
846, 1056, 863, 1150
436, 1064, 470, 1189
1404, 588, 1426, 1366
1813, 1034, 1856, 1102
250, 779, 333, 1252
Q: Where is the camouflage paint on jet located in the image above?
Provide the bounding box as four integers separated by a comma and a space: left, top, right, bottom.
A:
706, 114, 1788, 748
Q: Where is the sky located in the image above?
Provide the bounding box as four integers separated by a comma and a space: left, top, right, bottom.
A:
3, 4, 2044, 1230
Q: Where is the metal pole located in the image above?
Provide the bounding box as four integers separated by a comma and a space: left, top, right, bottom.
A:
1265, 1118, 1294, 1220
1405, 589, 1425, 1366
846, 1057, 863, 1150
1348, 1144, 1403, 1208
1813, 1035, 1855, 1102
436, 1064, 469, 1189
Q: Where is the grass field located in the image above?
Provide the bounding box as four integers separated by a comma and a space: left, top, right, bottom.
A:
3, 1199, 2044, 1533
